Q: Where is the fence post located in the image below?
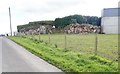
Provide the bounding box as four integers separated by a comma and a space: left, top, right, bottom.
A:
32, 32, 34, 40
65, 33, 67, 49
95, 33, 98, 56
48, 33, 50, 44
39, 26, 41, 42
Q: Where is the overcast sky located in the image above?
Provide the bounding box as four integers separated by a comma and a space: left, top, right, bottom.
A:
0, 0, 119, 34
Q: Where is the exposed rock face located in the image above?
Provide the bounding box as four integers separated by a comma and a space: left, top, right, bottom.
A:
19, 25, 53, 35
64, 23, 101, 34
18, 23, 101, 35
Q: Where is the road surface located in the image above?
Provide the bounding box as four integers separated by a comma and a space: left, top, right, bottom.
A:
1, 37, 62, 72
0, 37, 2, 73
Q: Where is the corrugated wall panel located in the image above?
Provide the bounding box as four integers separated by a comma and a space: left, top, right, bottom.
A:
102, 8, 120, 17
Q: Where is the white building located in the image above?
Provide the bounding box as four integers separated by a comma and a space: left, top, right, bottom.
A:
101, 8, 119, 34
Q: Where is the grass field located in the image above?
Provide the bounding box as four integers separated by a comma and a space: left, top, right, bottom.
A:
31, 34, 118, 61
9, 36, 118, 72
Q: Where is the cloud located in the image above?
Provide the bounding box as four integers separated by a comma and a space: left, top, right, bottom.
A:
0, 0, 119, 34
46, 0, 83, 7
18, 0, 86, 14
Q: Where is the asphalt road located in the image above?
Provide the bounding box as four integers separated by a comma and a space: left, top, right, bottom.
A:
0, 37, 2, 73
1, 37, 62, 72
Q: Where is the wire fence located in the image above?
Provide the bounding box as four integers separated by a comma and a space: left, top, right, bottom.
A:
17, 32, 118, 61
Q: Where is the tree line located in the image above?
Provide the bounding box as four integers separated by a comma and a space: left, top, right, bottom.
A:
54, 14, 101, 28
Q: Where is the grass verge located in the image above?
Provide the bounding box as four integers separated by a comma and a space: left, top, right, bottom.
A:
8, 36, 118, 72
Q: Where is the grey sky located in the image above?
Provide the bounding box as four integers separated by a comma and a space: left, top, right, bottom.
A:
0, 0, 119, 34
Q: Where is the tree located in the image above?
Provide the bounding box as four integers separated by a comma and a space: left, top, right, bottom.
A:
54, 15, 101, 28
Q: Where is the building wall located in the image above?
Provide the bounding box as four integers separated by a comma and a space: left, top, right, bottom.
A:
101, 17, 118, 34
101, 8, 119, 34
102, 8, 119, 17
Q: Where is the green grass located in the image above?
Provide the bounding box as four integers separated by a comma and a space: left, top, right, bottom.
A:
9, 36, 118, 72
31, 34, 118, 60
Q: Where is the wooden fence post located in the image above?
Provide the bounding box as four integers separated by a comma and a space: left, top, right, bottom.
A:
65, 33, 67, 49
39, 26, 41, 42
95, 33, 98, 56
48, 33, 50, 44
32, 32, 34, 40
